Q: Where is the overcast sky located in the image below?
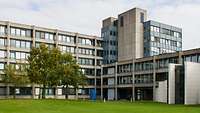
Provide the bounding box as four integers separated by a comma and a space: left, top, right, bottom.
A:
0, 0, 199, 50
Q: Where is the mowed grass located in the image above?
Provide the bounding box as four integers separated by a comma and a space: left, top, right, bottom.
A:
0, 99, 199, 113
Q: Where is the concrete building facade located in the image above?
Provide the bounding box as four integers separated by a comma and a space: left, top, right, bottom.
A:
0, 21, 103, 99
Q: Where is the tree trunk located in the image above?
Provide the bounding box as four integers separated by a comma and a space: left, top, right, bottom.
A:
13, 86, 16, 99
42, 85, 46, 99
65, 86, 69, 99
6, 83, 9, 99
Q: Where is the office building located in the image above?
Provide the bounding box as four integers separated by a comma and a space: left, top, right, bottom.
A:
143, 20, 182, 57
0, 21, 103, 99
101, 17, 118, 64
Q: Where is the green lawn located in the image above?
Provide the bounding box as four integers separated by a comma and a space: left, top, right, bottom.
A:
0, 99, 199, 113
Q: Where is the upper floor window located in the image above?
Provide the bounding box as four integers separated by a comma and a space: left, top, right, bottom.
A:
0, 63, 4, 70
10, 27, 31, 37
36, 31, 54, 41
0, 38, 5, 46
78, 38, 93, 46
0, 50, 6, 58
0, 26, 6, 35
58, 35, 74, 44
10, 39, 31, 49
150, 26, 160, 33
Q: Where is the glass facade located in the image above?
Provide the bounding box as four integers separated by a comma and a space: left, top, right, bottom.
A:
144, 20, 182, 57
101, 19, 118, 64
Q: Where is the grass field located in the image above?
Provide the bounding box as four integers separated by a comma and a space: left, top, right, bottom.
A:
0, 100, 199, 113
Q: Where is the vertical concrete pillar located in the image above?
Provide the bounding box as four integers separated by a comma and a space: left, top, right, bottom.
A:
132, 59, 135, 101
178, 51, 183, 64
32, 25, 36, 48
114, 62, 118, 100
153, 56, 156, 101
100, 65, 103, 100
94, 38, 97, 93
55, 29, 58, 48
6, 21, 10, 65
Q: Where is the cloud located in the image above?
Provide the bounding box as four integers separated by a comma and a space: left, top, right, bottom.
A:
0, 0, 199, 50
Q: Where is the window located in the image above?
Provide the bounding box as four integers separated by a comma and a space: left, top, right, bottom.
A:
21, 53, 26, 59
16, 40, 20, 48
21, 41, 26, 48
16, 29, 21, 36
16, 52, 21, 59
21, 30, 26, 37
0, 63, 4, 69
0, 38, 4, 46
140, 12, 144, 23
26, 30, 31, 37
11, 28, 16, 35
45, 33, 49, 40
49, 34, 54, 40
120, 16, 124, 27
0, 51, 5, 58
10, 52, 15, 59
26, 42, 31, 49
0, 26, 5, 34
36, 32, 40, 39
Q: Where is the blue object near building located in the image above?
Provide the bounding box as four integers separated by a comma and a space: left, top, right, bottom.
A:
89, 88, 96, 100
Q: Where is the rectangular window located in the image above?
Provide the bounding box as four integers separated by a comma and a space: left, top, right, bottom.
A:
0, 26, 5, 34
11, 28, 16, 35
10, 52, 15, 59
16, 40, 20, 48
0, 51, 5, 58
21, 30, 26, 37
0, 63, 4, 69
26, 30, 31, 37
49, 34, 54, 41
26, 42, 31, 49
21, 41, 26, 48
0, 38, 4, 46
21, 53, 26, 59
16, 52, 21, 59
58, 35, 62, 41
36, 32, 40, 39
45, 33, 49, 40
16, 29, 21, 36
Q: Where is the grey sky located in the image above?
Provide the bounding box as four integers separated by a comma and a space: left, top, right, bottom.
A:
0, 0, 199, 50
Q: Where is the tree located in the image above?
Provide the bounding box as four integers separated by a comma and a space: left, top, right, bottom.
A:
60, 53, 86, 99
27, 43, 86, 99
2, 64, 29, 99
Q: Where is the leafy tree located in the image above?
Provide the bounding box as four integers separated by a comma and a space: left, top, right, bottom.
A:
2, 64, 29, 99
27, 43, 86, 99
60, 53, 86, 98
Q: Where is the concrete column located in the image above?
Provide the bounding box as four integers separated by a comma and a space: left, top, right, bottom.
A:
55, 29, 59, 48
132, 59, 135, 101
153, 56, 156, 101
32, 25, 36, 47
178, 51, 183, 64
114, 62, 118, 100
94, 38, 97, 92
75, 33, 79, 62
100, 65, 103, 100
6, 21, 10, 65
